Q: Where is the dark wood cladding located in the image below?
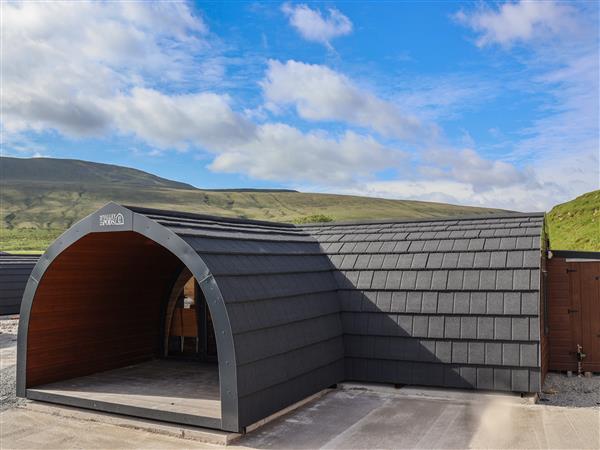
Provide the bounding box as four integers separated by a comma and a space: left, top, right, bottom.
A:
547, 257, 576, 371
547, 257, 600, 372
26, 231, 183, 388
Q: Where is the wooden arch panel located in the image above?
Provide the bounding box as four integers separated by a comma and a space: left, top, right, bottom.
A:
26, 231, 183, 388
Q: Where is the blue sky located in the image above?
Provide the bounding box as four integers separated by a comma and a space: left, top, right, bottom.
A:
2, 1, 598, 211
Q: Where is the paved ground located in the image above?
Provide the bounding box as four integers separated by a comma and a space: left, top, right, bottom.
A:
2, 388, 599, 449
2, 316, 599, 449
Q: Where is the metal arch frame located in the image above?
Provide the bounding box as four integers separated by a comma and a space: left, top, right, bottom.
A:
16, 202, 240, 432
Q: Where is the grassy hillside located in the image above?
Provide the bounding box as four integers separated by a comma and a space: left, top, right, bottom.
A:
1, 156, 195, 189
0, 157, 506, 252
546, 190, 600, 251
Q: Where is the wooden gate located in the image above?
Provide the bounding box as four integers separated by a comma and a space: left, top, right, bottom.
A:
548, 252, 600, 372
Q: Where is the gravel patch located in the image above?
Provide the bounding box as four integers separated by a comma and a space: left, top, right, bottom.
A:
539, 372, 600, 408
0, 317, 22, 411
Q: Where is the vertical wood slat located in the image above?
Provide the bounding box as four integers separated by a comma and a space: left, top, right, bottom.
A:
26, 231, 183, 388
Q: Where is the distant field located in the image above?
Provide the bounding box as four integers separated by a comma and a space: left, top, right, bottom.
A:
0, 181, 503, 252
2, 157, 597, 253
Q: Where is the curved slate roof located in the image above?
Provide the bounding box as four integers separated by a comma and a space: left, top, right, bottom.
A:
18, 204, 544, 432
304, 213, 545, 393
0, 254, 39, 315
128, 206, 344, 427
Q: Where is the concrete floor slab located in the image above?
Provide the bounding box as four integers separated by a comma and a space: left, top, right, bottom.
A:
28, 359, 221, 419
2, 387, 599, 449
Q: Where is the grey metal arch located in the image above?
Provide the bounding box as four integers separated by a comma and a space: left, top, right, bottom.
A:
16, 202, 240, 432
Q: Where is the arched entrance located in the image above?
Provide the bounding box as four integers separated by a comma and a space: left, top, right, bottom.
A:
16, 204, 239, 431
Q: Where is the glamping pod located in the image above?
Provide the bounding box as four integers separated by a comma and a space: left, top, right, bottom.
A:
0, 253, 39, 315
18, 203, 547, 432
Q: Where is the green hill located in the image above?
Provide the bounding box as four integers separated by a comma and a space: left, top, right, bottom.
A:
1, 157, 509, 252
546, 190, 600, 251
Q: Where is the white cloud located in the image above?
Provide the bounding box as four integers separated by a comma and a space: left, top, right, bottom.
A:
2, 1, 213, 138
452, 1, 599, 209
355, 179, 552, 211
112, 88, 255, 150
262, 60, 427, 140
455, 0, 576, 47
422, 148, 529, 191
281, 3, 352, 48
210, 125, 402, 184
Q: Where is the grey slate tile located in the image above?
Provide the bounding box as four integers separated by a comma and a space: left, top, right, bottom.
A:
500, 237, 517, 250
477, 368, 494, 390
511, 369, 529, 392
460, 317, 477, 339
473, 252, 491, 269
453, 292, 470, 314
422, 292, 438, 313
494, 368, 512, 391
529, 370, 541, 392
521, 292, 538, 315
428, 316, 445, 338
479, 270, 496, 290
400, 271, 417, 290
447, 270, 464, 290
463, 270, 480, 290
415, 271, 433, 290
396, 315, 413, 335
520, 343, 538, 367
437, 292, 453, 314
413, 316, 429, 337
452, 239, 469, 251
411, 253, 428, 269
442, 253, 459, 269
529, 318, 540, 341
368, 254, 385, 269
436, 341, 452, 363
423, 240, 440, 252
444, 316, 461, 339
490, 251, 507, 268
408, 241, 426, 252
354, 254, 371, 270
457, 252, 475, 268
467, 239, 485, 251
502, 343, 520, 366
477, 317, 494, 339
487, 292, 504, 315
396, 254, 414, 269
485, 342, 502, 365
496, 270, 514, 290
494, 317, 511, 340
371, 271, 388, 290
513, 270, 530, 290
426, 253, 444, 269
484, 238, 501, 251
340, 254, 358, 270
391, 292, 407, 312
468, 342, 485, 364
431, 270, 449, 290
377, 292, 392, 312
530, 269, 540, 289
452, 342, 468, 364
523, 250, 539, 268
357, 271, 374, 289
506, 251, 524, 268
437, 240, 454, 252
460, 367, 477, 388
385, 271, 402, 290
504, 292, 521, 314
382, 254, 399, 269
512, 317, 529, 341
406, 292, 422, 313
